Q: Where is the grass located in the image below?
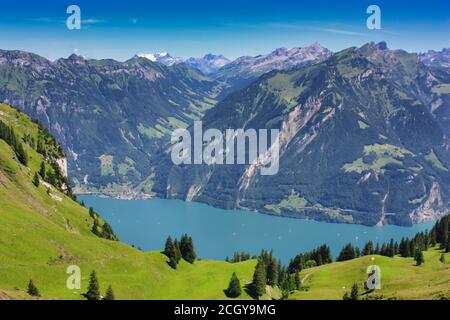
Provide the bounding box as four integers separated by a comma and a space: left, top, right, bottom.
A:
0, 102, 449, 300
99, 154, 115, 176
343, 144, 414, 174
0, 103, 263, 300
432, 84, 450, 95
290, 248, 450, 300
265, 191, 308, 214
425, 149, 448, 172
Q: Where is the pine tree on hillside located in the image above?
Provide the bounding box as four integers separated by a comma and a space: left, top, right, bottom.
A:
174, 238, 181, 263
86, 270, 101, 300
281, 273, 290, 300
164, 236, 178, 269
266, 258, 278, 286
443, 221, 449, 251
164, 236, 175, 257
349, 283, 359, 300
415, 250, 424, 266
15, 141, 28, 165
337, 243, 357, 261
32, 172, 40, 187
362, 241, 374, 256
39, 162, 46, 178
226, 272, 242, 298
104, 285, 115, 300
27, 280, 40, 297
294, 270, 301, 290
252, 259, 267, 299
180, 234, 196, 263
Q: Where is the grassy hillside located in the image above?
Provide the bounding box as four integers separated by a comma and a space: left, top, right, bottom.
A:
291, 248, 450, 300
0, 103, 260, 300
0, 103, 448, 300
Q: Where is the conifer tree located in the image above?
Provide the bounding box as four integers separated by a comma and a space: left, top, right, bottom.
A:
86, 270, 101, 300
294, 270, 301, 290
281, 274, 290, 300
180, 234, 196, 263
164, 236, 178, 269
415, 250, 424, 266
104, 285, 115, 300
39, 162, 46, 178
164, 236, 175, 257
32, 172, 40, 187
252, 260, 267, 299
337, 243, 357, 261
27, 280, 40, 297
362, 241, 374, 256
349, 283, 359, 300
174, 238, 181, 263
226, 272, 242, 298
266, 258, 278, 286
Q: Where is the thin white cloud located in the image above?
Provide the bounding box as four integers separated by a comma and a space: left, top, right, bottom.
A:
310, 27, 367, 36
81, 19, 105, 24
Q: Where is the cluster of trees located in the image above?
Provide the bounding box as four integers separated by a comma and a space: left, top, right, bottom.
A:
225, 251, 256, 263
343, 283, 360, 300
250, 250, 281, 299
433, 216, 450, 253
86, 270, 115, 300
0, 113, 75, 200
288, 245, 333, 273
35, 160, 74, 198
34, 121, 66, 159
26, 273, 115, 300
164, 234, 196, 269
0, 119, 28, 165
89, 207, 119, 241
337, 243, 361, 261
222, 216, 450, 301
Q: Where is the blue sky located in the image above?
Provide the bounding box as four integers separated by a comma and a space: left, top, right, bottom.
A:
0, 0, 448, 61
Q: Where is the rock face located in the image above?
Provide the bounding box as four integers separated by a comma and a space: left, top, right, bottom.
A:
0, 49, 220, 194
156, 42, 450, 226
211, 43, 333, 97
419, 48, 450, 69
1, 43, 449, 226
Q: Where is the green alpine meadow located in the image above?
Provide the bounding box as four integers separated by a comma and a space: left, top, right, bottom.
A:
0, 0, 450, 305
0, 103, 449, 300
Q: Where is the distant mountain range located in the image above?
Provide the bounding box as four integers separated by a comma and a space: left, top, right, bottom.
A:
185, 54, 231, 75
135, 52, 184, 66
155, 42, 450, 226
419, 48, 450, 69
0, 42, 449, 225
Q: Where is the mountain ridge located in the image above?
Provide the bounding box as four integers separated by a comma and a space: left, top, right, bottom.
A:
156, 42, 450, 226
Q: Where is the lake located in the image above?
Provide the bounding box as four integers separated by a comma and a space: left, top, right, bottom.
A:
79, 196, 435, 264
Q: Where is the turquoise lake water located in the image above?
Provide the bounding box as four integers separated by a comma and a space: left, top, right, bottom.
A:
79, 196, 434, 264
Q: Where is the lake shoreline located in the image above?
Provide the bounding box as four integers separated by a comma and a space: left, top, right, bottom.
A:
79, 195, 435, 264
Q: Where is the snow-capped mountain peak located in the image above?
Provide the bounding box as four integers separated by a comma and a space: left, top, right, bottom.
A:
135, 52, 183, 66
185, 54, 231, 75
